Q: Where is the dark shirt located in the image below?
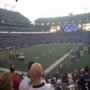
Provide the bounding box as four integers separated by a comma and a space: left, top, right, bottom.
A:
78, 73, 90, 90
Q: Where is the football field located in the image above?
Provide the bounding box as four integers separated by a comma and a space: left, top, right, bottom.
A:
0, 43, 75, 71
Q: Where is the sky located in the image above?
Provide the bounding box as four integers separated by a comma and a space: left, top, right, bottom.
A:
0, 0, 90, 21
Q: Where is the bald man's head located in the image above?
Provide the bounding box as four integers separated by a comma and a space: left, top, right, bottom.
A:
29, 63, 43, 81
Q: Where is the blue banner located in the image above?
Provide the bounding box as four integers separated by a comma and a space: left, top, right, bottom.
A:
63, 24, 79, 32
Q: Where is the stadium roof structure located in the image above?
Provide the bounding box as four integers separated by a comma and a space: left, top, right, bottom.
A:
0, 8, 31, 27
35, 13, 90, 26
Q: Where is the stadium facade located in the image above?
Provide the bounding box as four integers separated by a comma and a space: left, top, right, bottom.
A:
0, 8, 90, 32
35, 13, 90, 32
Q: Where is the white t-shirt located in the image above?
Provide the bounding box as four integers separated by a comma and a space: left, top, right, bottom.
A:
29, 83, 54, 90
19, 76, 31, 90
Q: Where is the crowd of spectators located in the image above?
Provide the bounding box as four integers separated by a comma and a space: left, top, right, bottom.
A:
0, 32, 90, 48
0, 61, 90, 90
47, 66, 90, 90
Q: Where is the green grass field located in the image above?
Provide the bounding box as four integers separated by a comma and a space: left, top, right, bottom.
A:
63, 53, 90, 73
0, 43, 75, 71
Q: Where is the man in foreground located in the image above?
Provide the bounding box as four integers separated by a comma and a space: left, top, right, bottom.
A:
29, 63, 55, 90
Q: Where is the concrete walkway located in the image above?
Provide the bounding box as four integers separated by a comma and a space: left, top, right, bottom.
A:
0, 67, 26, 74
0, 67, 9, 72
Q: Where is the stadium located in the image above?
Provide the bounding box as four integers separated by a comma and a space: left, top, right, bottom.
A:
1, 0, 90, 89
0, 4, 90, 89
0, 8, 90, 75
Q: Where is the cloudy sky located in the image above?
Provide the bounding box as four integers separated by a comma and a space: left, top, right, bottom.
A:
0, 0, 90, 21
